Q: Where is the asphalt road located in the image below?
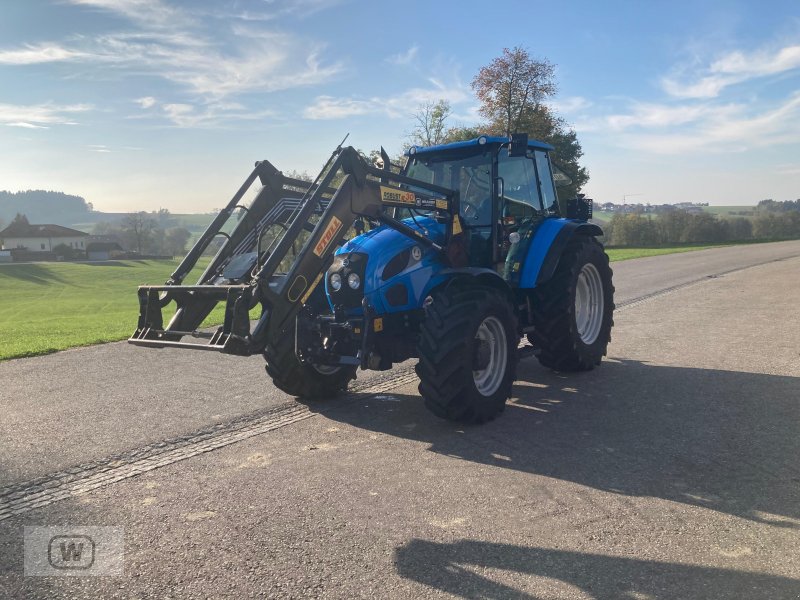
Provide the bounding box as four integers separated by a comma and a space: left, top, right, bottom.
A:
1, 240, 799, 598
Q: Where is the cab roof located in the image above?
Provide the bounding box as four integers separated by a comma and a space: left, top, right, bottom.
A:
406, 135, 554, 156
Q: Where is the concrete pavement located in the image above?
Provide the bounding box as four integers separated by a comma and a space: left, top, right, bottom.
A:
0, 242, 798, 598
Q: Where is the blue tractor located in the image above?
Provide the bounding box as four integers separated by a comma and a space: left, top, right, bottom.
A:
130, 134, 614, 423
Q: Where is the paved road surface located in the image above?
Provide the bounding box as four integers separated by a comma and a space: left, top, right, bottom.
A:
0, 240, 798, 598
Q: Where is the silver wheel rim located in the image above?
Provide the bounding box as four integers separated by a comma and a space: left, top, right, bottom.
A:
311, 363, 340, 375
575, 263, 604, 344
472, 315, 508, 397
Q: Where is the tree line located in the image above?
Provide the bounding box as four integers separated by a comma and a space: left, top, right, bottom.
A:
604, 200, 800, 246
0, 190, 93, 228
93, 209, 191, 256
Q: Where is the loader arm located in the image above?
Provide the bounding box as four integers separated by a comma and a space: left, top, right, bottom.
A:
129, 146, 458, 356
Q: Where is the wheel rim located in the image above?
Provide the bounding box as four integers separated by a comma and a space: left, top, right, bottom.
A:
311, 363, 340, 375
472, 315, 508, 397
575, 263, 605, 344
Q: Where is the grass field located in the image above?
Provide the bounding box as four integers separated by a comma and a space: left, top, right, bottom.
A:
0, 241, 735, 360
605, 244, 729, 261
0, 259, 222, 361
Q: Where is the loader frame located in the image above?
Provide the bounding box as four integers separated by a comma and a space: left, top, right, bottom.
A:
129, 145, 460, 357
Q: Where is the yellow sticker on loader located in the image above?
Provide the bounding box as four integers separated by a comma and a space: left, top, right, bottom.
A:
452, 215, 463, 235
380, 186, 416, 205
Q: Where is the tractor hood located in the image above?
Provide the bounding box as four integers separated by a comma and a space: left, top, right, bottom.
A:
326, 216, 447, 314
338, 215, 446, 255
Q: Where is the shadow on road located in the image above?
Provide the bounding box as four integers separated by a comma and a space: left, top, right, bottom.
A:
394, 539, 800, 599
316, 358, 800, 529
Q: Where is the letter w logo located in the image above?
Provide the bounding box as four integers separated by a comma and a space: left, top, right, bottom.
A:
60, 541, 84, 562
48, 535, 95, 569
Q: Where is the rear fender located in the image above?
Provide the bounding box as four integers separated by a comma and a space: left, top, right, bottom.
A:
519, 220, 603, 288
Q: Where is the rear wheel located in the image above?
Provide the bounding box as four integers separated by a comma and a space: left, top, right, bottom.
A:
416, 285, 518, 423
264, 331, 356, 400
527, 236, 614, 371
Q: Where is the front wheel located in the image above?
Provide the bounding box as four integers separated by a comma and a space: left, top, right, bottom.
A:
527, 236, 614, 371
264, 332, 356, 400
416, 285, 519, 423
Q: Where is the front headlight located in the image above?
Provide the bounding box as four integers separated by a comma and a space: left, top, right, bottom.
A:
347, 272, 361, 289
330, 272, 342, 291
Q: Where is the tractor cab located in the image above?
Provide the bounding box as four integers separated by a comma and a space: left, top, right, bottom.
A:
402, 135, 569, 276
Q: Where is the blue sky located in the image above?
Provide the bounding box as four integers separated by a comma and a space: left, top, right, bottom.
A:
1, 0, 798, 212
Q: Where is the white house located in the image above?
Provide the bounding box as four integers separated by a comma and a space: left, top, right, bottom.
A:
0, 222, 89, 252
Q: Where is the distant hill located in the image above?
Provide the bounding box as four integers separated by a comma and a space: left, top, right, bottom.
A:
0, 190, 94, 226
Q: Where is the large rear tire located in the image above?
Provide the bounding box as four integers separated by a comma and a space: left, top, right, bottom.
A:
528, 236, 614, 371
264, 332, 356, 400
416, 285, 519, 423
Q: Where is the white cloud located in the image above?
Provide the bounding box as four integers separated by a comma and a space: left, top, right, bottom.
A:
387, 45, 418, 66
304, 79, 469, 120
135, 96, 157, 109
303, 96, 377, 120
6, 122, 50, 129
0, 1, 344, 106
662, 44, 800, 99
0, 44, 88, 65
68, 0, 187, 28
549, 96, 592, 115
132, 100, 278, 128
617, 93, 800, 154
0, 103, 92, 127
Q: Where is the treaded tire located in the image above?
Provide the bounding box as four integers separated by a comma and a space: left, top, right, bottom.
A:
416, 285, 519, 423
527, 236, 614, 372
264, 331, 356, 400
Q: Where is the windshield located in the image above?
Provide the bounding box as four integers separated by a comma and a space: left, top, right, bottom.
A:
405, 152, 493, 226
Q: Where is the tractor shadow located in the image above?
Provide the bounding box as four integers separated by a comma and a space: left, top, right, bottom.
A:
316, 358, 800, 529
393, 539, 800, 599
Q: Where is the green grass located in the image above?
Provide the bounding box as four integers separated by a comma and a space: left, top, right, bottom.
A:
703, 205, 755, 217
0, 240, 756, 360
606, 243, 730, 262
0, 259, 222, 361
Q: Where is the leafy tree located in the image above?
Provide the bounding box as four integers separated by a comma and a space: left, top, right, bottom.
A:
470, 47, 588, 201
409, 100, 452, 147
12, 213, 29, 225
443, 125, 485, 143
164, 227, 191, 256
472, 47, 556, 136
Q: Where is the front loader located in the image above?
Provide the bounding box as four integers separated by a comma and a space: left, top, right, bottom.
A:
130, 135, 614, 423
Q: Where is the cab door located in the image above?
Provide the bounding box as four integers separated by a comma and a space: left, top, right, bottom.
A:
496, 148, 560, 284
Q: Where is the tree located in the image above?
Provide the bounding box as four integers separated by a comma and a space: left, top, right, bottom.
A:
409, 100, 452, 147
121, 212, 156, 254
472, 47, 556, 136
12, 213, 29, 225
470, 47, 588, 201
164, 227, 191, 257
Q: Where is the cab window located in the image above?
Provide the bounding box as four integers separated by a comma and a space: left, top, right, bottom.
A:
535, 151, 558, 213
498, 150, 542, 219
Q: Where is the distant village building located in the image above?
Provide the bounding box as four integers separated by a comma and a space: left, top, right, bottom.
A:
0, 222, 89, 253
86, 236, 124, 261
